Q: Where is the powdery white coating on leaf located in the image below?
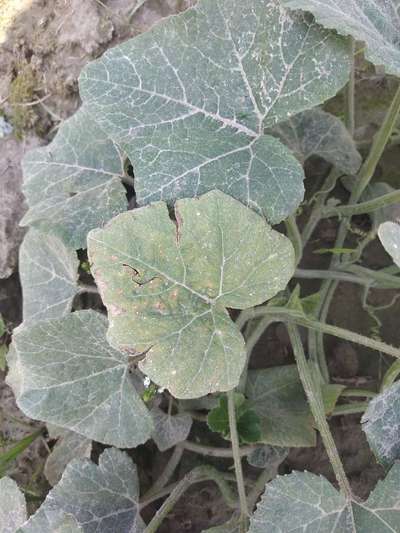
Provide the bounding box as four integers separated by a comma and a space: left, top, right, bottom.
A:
80, 0, 351, 224
20, 106, 127, 250
0, 477, 27, 533
268, 108, 362, 174
19, 229, 79, 325
249, 464, 400, 532
88, 190, 295, 399
246, 366, 316, 447
7, 310, 154, 448
378, 222, 400, 268
44, 429, 92, 486
20, 448, 144, 533
362, 381, 400, 467
283, 0, 400, 77
150, 406, 192, 451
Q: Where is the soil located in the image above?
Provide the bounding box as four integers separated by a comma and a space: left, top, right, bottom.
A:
0, 1, 399, 532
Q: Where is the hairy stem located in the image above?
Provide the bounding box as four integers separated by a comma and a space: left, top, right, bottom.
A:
240, 306, 400, 360
321, 189, 400, 218
227, 390, 249, 532
143, 466, 237, 532
285, 215, 303, 266
331, 402, 369, 417
143, 445, 184, 500
287, 324, 352, 498
181, 440, 255, 458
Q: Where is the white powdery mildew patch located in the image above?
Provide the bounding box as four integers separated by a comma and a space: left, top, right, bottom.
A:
79, 0, 351, 225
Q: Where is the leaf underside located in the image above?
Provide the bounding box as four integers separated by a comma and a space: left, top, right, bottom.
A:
7, 311, 154, 448
151, 406, 193, 451
19, 229, 79, 325
283, 0, 400, 76
88, 190, 295, 399
80, 0, 351, 224
249, 463, 400, 532
19, 448, 144, 533
21, 107, 127, 250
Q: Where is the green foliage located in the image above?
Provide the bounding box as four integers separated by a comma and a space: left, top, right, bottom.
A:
4, 0, 400, 531
207, 393, 261, 444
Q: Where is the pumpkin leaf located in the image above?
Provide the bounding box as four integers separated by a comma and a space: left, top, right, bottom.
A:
362, 381, 400, 467
378, 221, 400, 268
249, 463, 400, 532
269, 108, 362, 174
80, 0, 351, 224
246, 366, 316, 447
88, 190, 295, 399
0, 477, 27, 533
283, 0, 400, 77
151, 406, 192, 451
19, 229, 79, 325
19, 448, 144, 533
7, 311, 154, 448
21, 107, 127, 250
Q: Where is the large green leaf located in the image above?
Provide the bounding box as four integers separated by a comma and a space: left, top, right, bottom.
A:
0, 477, 27, 533
19, 229, 79, 325
362, 381, 400, 467
7, 311, 153, 448
249, 463, 400, 532
80, 0, 350, 224
269, 109, 362, 174
246, 366, 316, 447
88, 190, 295, 398
21, 107, 127, 250
283, 0, 400, 77
44, 428, 92, 486
378, 222, 400, 268
20, 448, 144, 533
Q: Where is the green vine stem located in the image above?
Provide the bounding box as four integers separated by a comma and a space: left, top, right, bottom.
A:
331, 402, 369, 417
287, 324, 352, 498
321, 189, 400, 218
340, 388, 376, 399
381, 359, 400, 391
295, 267, 400, 288
143, 445, 184, 500
227, 390, 249, 532
239, 306, 400, 360
181, 440, 255, 458
285, 215, 303, 266
311, 82, 400, 380
143, 465, 237, 532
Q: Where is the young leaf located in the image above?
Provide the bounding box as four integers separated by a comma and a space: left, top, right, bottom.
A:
44, 429, 92, 486
249, 463, 400, 532
283, 0, 400, 77
80, 0, 351, 224
269, 109, 362, 174
20, 448, 144, 533
7, 310, 154, 448
207, 393, 261, 444
378, 221, 400, 268
88, 190, 295, 398
150, 406, 192, 452
0, 477, 27, 533
362, 381, 400, 467
246, 366, 316, 447
247, 445, 289, 470
19, 229, 79, 325
21, 107, 127, 250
